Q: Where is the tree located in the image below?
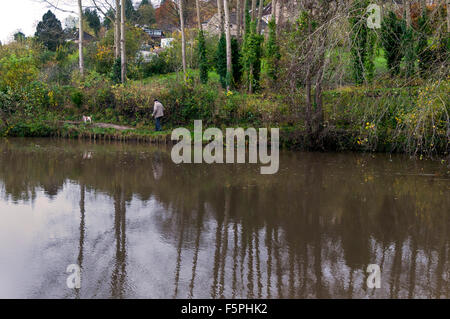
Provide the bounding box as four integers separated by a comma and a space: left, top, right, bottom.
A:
136, 2, 156, 26
35, 10, 64, 51
237, 0, 242, 39
116, 0, 121, 59
404, 0, 412, 27
78, 0, 84, 76
216, 33, 227, 88
381, 11, 406, 76
179, 0, 187, 79
349, 0, 375, 84
257, 0, 264, 33
217, 0, 225, 33
223, 0, 232, 90
231, 37, 242, 85
241, 20, 262, 93
14, 31, 26, 42
121, 0, 126, 83
447, 0, 450, 33
125, 0, 136, 21
251, 0, 256, 21
416, 10, 433, 76
196, 0, 208, 83
284, 2, 342, 137
195, 0, 202, 29
198, 31, 208, 83
84, 8, 101, 36
265, 18, 280, 85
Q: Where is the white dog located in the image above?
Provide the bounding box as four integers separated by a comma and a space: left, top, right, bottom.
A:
82, 115, 92, 124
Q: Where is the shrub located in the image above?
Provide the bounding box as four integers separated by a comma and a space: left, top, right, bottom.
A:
70, 89, 84, 108
0, 54, 38, 90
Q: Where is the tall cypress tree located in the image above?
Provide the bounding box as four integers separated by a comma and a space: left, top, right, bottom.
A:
216, 33, 227, 88
265, 18, 280, 85
381, 11, 406, 76
198, 30, 208, 84
349, 0, 375, 84
35, 10, 63, 51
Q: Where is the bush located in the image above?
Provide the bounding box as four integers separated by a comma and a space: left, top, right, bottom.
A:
70, 89, 84, 108
0, 53, 39, 90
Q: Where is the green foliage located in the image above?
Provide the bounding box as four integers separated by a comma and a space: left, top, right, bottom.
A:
216, 33, 227, 88
265, 18, 280, 85
136, 3, 156, 26
416, 12, 433, 77
241, 21, 263, 92
231, 37, 242, 86
14, 32, 26, 42
35, 10, 63, 51
125, 0, 137, 21
349, 0, 375, 84
403, 27, 416, 78
84, 9, 101, 36
198, 30, 208, 84
381, 11, 405, 76
70, 89, 84, 108
0, 53, 38, 90
111, 58, 122, 83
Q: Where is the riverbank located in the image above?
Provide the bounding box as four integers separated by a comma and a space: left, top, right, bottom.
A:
2, 119, 448, 159
1, 72, 448, 156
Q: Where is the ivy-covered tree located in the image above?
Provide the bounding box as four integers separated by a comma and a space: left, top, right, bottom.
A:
35, 10, 64, 51
349, 0, 375, 84
403, 26, 416, 78
381, 11, 406, 76
231, 37, 242, 86
241, 21, 263, 93
265, 18, 280, 86
416, 11, 433, 77
216, 33, 227, 88
198, 30, 208, 84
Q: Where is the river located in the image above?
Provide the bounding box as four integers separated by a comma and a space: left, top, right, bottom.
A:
0, 138, 448, 298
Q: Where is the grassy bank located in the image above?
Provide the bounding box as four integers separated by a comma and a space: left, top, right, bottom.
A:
1, 71, 448, 156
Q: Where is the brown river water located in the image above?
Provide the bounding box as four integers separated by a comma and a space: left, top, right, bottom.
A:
0, 138, 448, 299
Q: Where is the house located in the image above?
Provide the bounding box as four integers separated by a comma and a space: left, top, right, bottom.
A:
137, 25, 165, 41
65, 30, 95, 44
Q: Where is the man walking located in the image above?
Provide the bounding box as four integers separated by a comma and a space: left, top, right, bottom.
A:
152, 99, 165, 132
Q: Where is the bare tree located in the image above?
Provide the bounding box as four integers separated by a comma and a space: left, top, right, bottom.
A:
217, 0, 225, 33
39, 1, 86, 74
196, 0, 202, 30
179, 0, 187, 78
251, 0, 256, 21
115, 0, 121, 59
257, 0, 264, 32
224, 0, 232, 90
447, 0, 450, 32
237, 0, 242, 38
78, 0, 84, 76
90, 0, 121, 58
405, 0, 411, 27
121, 0, 126, 83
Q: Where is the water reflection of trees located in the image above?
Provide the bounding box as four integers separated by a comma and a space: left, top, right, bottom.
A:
0, 139, 448, 298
